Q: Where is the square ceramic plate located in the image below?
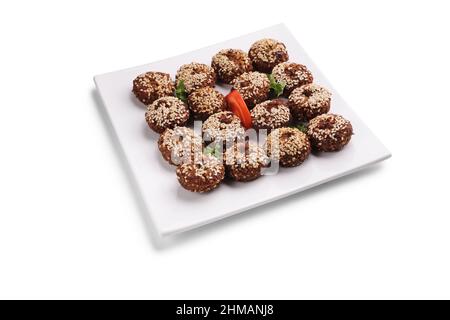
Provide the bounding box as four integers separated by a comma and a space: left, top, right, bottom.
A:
94, 24, 391, 236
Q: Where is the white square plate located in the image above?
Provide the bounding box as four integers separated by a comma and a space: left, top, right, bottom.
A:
94, 24, 391, 236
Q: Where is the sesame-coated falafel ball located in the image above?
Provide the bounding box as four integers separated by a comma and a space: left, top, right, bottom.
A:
158, 127, 203, 166
307, 114, 353, 152
231, 72, 270, 108
176, 155, 225, 193
187, 87, 227, 121
224, 143, 269, 182
272, 62, 313, 96
288, 83, 331, 122
202, 111, 245, 144
251, 99, 291, 131
175, 62, 216, 94
211, 49, 253, 84
132, 71, 175, 105
248, 39, 289, 73
145, 96, 190, 134
265, 127, 311, 167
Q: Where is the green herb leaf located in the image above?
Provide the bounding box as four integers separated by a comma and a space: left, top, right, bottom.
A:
268, 74, 286, 98
175, 80, 188, 103
204, 144, 222, 158
292, 123, 308, 133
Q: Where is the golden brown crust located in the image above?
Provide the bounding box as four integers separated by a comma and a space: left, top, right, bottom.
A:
231, 72, 270, 108
265, 128, 311, 167
175, 63, 216, 94
224, 143, 269, 182
158, 127, 203, 166
307, 114, 353, 152
288, 84, 331, 121
187, 87, 227, 121
248, 39, 289, 73
272, 62, 313, 96
145, 97, 190, 133
202, 111, 245, 144
132, 72, 175, 105
176, 155, 225, 192
251, 99, 291, 131
211, 49, 253, 84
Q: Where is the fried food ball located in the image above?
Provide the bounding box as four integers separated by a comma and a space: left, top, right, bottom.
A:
307, 114, 353, 152
224, 143, 269, 182
265, 127, 311, 167
145, 96, 189, 133
175, 62, 216, 94
248, 39, 289, 73
288, 83, 331, 121
158, 127, 203, 166
250, 99, 291, 131
211, 49, 253, 84
132, 71, 175, 105
202, 111, 245, 144
272, 62, 313, 96
187, 87, 227, 121
176, 155, 225, 193
231, 72, 270, 108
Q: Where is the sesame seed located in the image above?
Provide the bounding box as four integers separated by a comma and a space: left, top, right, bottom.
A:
175, 62, 216, 94
251, 100, 291, 130
202, 111, 245, 143
272, 62, 313, 95
145, 96, 189, 133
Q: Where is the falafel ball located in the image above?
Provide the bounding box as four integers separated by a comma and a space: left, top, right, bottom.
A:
187, 87, 227, 121
307, 114, 353, 152
211, 49, 253, 84
248, 38, 289, 73
132, 71, 175, 105
202, 111, 245, 144
231, 72, 270, 108
272, 62, 313, 96
145, 96, 190, 134
176, 154, 225, 193
158, 127, 203, 166
251, 99, 291, 131
265, 127, 311, 167
224, 143, 269, 182
175, 62, 216, 94
288, 83, 331, 122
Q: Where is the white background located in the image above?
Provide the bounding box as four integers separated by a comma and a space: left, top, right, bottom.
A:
0, 0, 449, 299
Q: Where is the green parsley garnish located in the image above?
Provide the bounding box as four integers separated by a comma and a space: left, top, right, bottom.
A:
268, 74, 286, 98
204, 144, 222, 158
292, 123, 308, 133
175, 80, 188, 103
